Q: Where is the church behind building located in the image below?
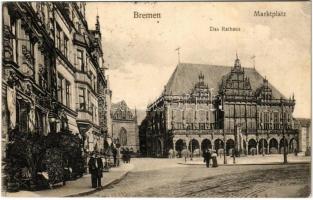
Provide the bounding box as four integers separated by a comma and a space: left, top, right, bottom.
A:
140, 56, 300, 157
111, 100, 139, 153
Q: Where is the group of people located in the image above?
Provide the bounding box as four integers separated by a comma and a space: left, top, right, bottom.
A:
121, 148, 132, 163
203, 149, 218, 168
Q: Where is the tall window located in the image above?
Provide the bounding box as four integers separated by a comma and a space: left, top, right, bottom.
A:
65, 81, 71, 107
87, 90, 90, 112
264, 113, 269, 130
119, 128, 127, 146
91, 103, 94, 121
274, 112, 279, 130
95, 107, 97, 122
77, 49, 84, 71
93, 75, 96, 91
57, 74, 63, 103
64, 35, 68, 57
56, 24, 61, 50
78, 88, 86, 110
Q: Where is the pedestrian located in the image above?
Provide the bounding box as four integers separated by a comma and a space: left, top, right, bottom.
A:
181, 148, 189, 163
126, 148, 131, 163
95, 153, 103, 188
128, 150, 131, 163
203, 149, 208, 163
168, 149, 173, 158
122, 148, 127, 163
294, 148, 298, 156
88, 153, 97, 188
112, 147, 117, 167
205, 149, 211, 168
116, 147, 120, 166
212, 150, 218, 167
88, 152, 103, 188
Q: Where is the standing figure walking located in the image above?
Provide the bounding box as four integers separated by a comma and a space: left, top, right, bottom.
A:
88, 152, 103, 188
112, 147, 117, 167
88, 153, 97, 188
212, 150, 218, 167
95, 153, 103, 187
206, 149, 212, 168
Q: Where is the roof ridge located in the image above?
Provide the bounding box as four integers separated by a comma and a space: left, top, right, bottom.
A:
178, 62, 258, 70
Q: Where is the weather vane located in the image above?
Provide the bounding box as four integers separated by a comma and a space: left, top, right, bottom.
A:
175, 47, 181, 64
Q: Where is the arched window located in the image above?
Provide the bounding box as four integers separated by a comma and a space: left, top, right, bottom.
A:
119, 128, 127, 146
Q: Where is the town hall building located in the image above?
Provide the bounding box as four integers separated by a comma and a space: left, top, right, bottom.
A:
141, 55, 298, 157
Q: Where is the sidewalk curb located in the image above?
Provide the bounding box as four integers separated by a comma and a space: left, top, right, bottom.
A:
66, 170, 130, 197
177, 161, 310, 166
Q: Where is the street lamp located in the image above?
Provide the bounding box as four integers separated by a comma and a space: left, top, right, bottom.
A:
48, 110, 58, 133
221, 90, 227, 165
262, 135, 265, 156
281, 98, 288, 164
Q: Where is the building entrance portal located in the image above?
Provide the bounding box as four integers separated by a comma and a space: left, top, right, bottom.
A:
269, 138, 278, 154
226, 139, 235, 156
201, 139, 212, 152
258, 139, 268, 154
248, 139, 257, 155
189, 139, 200, 156
214, 139, 224, 154
175, 139, 186, 158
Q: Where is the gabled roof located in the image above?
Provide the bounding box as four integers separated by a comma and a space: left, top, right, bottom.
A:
163, 62, 286, 99
111, 100, 131, 113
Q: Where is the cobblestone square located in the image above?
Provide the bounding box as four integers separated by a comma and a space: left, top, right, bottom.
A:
89, 157, 310, 197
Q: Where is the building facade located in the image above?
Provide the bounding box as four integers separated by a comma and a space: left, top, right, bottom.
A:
111, 101, 139, 152
142, 56, 298, 157
2, 2, 111, 182
294, 118, 311, 155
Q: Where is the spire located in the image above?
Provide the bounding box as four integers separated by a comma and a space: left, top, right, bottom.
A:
134, 107, 138, 123
96, 13, 100, 32
175, 47, 181, 64
234, 52, 241, 69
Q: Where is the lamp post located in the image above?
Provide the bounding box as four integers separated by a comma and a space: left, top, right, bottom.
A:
233, 124, 237, 164
281, 99, 288, 164
221, 90, 227, 165
262, 134, 265, 156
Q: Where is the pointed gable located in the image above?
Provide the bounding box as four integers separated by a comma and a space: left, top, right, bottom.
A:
111, 100, 135, 121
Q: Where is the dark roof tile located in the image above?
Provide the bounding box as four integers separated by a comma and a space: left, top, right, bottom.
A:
163, 62, 286, 99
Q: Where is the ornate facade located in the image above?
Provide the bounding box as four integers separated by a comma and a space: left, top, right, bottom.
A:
111, 101, 139, 152
2, 2, 111, 163
142, 56, 298, 157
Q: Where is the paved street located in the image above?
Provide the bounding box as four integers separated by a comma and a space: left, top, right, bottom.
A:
89, 158, 310, 197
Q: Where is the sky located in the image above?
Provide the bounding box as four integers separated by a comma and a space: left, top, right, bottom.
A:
86, 2, 311, 118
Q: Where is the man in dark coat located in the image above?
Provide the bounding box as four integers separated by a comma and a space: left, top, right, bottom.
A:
88, 153, 103, 188
88, 153, 97, 188
203, 149, 208, 163
95, 153, 103, 187
112, 147, 117, 166
205, 150, 212, 168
